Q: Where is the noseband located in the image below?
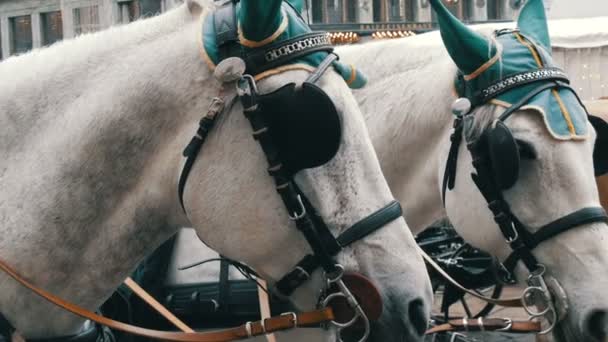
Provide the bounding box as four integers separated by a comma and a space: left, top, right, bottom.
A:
441, 30, 608, 333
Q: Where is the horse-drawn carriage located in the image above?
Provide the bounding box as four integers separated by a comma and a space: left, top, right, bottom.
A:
2, 0, 608, 341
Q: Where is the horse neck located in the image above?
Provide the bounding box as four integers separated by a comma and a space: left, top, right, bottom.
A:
0, 6, 217, 337
343, 37, 458, 232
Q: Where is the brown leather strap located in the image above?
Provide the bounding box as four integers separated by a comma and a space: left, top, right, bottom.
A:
418, 246, 523, 307
124, 277, 195, 333
426, 318, 541, 335
255, 280, 277, 342
0, 258, 334, 341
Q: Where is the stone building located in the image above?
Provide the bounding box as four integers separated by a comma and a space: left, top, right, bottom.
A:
0, 0, 519, 60
0, 0, 184, 59
305, 0, 518, 24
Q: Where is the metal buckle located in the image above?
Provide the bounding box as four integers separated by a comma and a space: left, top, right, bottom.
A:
288, 195, 307, 221
280, 312, 298, 327
504, 222, 519, 243
477, 317, 484, 332
236, 75, 259, 112
496, 318, 513, 331
207, 97, 225, 119
245, 321, 253, 337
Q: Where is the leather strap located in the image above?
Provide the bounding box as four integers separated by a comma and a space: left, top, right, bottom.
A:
426, 318, 541, 335
0, 257, 334, 342
124, 277, 195, 333
276, 200, 403, 296
178, 96, 227, 212
418, 246, 523, 308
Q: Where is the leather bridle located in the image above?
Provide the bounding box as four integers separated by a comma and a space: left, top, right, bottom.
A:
438, 30, 608, 334
0, 2, 403, 342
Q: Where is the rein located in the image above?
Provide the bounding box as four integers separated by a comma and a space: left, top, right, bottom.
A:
0, 255, 334, 341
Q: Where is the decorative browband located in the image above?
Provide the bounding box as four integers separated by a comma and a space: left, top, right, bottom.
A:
244, 32, 334, 75
477, 67, 570, 103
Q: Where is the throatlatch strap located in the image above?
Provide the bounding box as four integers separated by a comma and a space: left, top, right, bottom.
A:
178, 97, 226, 212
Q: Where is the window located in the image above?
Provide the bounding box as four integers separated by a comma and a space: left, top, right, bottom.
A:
326, 0, 344, 23
119, 0, 162, 23
345, 0, 358, 22
373, 0, 386, 21
10, 15, 33, 55
488, 0, 506, 20
73, 6, 100, 35
41, 11, 63, 46
312, 0, 325, 23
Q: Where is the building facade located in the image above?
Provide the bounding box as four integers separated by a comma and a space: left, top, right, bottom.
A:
305, 0, 519, 24
0, 0, 185, 59
0, 0, 519, 60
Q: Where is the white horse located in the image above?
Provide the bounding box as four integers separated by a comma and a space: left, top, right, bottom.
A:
0, 1, 433, 341
339, 6, 608, 342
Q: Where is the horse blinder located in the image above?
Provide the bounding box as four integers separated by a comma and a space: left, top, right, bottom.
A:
486, 121, 521, 190
588, 114, 608, 177
256, 82, 342, 176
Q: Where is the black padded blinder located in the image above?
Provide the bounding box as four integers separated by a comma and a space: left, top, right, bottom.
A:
256, 82, 341, 176
487, 121, 520, 190
589, 114, 608, 177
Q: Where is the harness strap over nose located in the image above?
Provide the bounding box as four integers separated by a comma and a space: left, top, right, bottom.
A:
276, 200, 403, 296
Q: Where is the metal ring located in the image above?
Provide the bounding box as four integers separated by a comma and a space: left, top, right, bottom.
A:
462, 317, 468, 331
477, 317, 485, 331
245, 321, 253, 337
496, 318, 513, 331
528, 264, 547, 280
280, 312, 298, 327
294, 266, 310, 280
288, 195, 307, 221
522, 287, 552, 317
528, 306, 558, 335
326, 264, 344, 284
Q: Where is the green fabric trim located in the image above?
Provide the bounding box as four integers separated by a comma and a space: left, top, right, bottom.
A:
285, 0, 305, 13
239, 0, 283, 42
429, 0, 497, 75
456, 31, 587, 140
517, 0, 552, 53
202, 2, 367, 88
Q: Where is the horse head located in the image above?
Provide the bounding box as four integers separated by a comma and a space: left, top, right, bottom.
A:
431, 0, 608, 340
180, 1, 431, 341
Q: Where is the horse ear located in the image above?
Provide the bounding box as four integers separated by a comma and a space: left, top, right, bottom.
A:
428, 0, 497, 76
239, 0, 284, 43
286, 0, 305, 14
186, 0, 203, 18
517, 0, 551, 53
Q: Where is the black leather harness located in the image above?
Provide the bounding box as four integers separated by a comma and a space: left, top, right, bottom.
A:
178, 0, 404, 300
442, 57, 608, 281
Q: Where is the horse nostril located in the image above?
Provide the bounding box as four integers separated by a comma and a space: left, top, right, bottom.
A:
585, 309, 608, 341
408, 298, 427, 336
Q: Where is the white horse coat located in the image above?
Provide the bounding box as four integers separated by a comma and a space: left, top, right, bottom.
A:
0, 3, 432, 341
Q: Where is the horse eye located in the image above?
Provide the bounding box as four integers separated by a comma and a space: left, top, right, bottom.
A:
516, 139, 537, 160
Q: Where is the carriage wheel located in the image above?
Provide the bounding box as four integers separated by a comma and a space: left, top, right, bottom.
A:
432, 281, 504, 322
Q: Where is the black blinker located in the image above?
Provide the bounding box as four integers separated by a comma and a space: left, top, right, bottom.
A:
257, 82, 342, 176
589, 114, 608, 177
487, 121, 520, 190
